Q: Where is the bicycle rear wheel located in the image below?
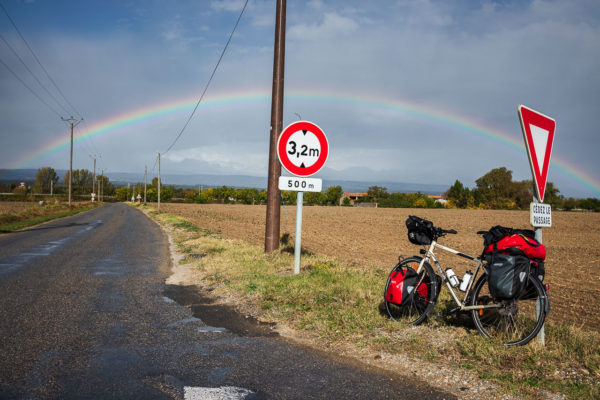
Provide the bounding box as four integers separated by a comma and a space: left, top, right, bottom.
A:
470, 274, 547, 346
384, 257, 437, 325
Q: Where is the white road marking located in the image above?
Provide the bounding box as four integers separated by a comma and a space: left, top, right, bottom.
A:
184, 386, 254, 400
198, 326, 227, 333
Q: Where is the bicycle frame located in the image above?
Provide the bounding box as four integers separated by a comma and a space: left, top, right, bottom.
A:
417, 239, 500, 311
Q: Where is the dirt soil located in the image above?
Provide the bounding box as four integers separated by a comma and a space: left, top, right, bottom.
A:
0, 202, 39, 214
158, 203, 600, 331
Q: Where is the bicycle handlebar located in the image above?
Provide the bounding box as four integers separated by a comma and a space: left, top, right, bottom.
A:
434, 227, 457, 236
477, 230, 488, 235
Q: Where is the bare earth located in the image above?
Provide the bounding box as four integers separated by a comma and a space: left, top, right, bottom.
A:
159, 203, 600, 331
0, 202, 38, 214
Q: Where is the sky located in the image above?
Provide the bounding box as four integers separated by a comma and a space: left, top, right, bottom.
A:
0, 0, 599, 198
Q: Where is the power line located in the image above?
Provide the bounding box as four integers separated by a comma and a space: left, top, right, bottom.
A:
151, 152, 159, 173
0, 2, 82, 118
0, 56, 61, 116
0, 33, 71, 115
74, 123, 101, 160
79, 119, 102, 156
161, 0, 249, 155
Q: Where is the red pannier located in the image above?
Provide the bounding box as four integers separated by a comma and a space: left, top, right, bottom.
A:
484, 233, 546, 261
385, 267, 421, 306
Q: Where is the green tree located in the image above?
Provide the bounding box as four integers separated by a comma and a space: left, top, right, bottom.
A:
96, 174, 115, 196
367, 186, 388, 200
236, 188, 260, 205
161, 186, 174, 202
511, 180, 533, 209
115, 187, 129, 201
64, 169, 93, 195
543, 182, 562, 209
474, 167, 513, 207
281, 190, 297, 205
446, 180, 474, 208
325, 185, 343, 205
579, 198, 600, 212
303, 191, 324, 205
258, 190, 267, 204
562, 197, 578, 211
33, 167, 59, 194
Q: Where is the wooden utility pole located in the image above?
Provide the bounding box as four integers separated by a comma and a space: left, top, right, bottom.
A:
100, 169, 104, 202
144, 165, 147, 205
265, 0, 286, 253
157, 153, 161, 213
62, 116, 83, 207
90, 155, 96, 201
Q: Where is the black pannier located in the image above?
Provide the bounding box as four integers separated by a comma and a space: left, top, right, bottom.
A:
485, 249, 530, 300
406, 216, 435, 245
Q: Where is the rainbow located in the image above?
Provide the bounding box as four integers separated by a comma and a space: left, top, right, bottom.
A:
5, 88, 600, 197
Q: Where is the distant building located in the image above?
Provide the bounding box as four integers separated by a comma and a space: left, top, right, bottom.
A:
428, 195, 447, 205
340, 192, 369, 206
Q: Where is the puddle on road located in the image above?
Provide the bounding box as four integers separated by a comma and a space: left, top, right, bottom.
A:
163, 285, 277, 338
167, 317, 201, 328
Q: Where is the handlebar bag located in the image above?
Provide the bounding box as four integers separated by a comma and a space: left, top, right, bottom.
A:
406, 216, 434, 245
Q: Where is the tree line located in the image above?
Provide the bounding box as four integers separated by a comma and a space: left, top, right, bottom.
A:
176, 185, 343, 206
3, 165, 598, 212
446, 166, 600, 212
1, 167, 115, 197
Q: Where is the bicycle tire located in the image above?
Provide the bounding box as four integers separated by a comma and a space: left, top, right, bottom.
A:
384, 257, 437, 325
470, 273, 547, 346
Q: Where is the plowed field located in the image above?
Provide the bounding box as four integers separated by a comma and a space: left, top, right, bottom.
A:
158, 203, 600, 331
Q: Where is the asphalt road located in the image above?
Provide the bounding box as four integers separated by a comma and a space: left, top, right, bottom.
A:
0, 203, 455, 399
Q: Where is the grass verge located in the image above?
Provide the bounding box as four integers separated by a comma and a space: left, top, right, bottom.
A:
0, 202, 101, 232
141, 205, 599, 400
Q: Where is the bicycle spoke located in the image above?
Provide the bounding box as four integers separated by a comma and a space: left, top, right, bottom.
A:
471, 274, 546, 346
384, 258, 438, 325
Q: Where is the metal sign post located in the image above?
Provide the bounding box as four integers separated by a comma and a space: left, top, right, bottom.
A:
277, 121, 328, 274
294, 192, 304, 274
533, 194, 545, 345
518, 105, 556, 346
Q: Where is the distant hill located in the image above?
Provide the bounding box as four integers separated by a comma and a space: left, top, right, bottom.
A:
0, 169, 449, 195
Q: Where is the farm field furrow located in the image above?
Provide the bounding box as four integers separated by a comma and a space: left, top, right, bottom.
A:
161, 203, 600, 330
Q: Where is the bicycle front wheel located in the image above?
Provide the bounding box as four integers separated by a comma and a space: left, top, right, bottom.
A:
470, 274, 547, 346
384, 257, 438, 325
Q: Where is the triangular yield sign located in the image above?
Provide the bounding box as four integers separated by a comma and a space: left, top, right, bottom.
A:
518, 105, 556, 202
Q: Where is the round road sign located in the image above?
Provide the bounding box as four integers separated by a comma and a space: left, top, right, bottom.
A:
277, 121, 329, 177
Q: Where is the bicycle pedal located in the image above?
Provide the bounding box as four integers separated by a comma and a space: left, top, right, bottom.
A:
441, 306, 462, 318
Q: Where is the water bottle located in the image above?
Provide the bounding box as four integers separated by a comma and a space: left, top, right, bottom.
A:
445, 268, 459, 287
459, 270, 473, 292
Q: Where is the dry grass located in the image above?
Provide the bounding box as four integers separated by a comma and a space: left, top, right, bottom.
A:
155, 203, 600, 331
0, 201, 99, 230
144, 206, 600, 400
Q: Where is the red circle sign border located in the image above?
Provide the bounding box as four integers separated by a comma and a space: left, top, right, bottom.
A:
277, 121, 329, 177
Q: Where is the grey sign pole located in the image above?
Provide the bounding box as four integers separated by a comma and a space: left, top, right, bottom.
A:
294, 191, 304, 274
533, 193, 545, 346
